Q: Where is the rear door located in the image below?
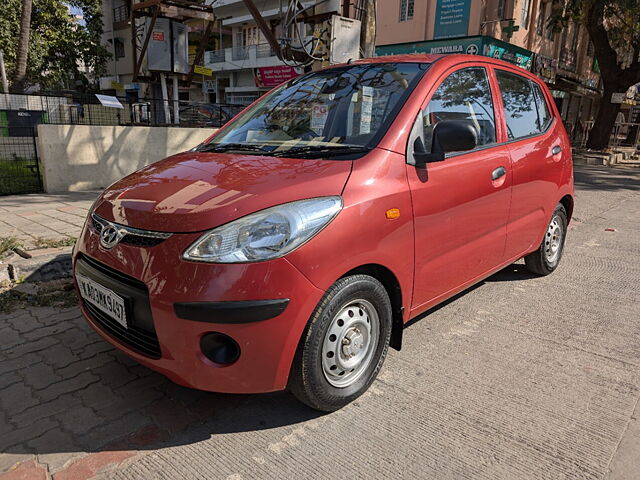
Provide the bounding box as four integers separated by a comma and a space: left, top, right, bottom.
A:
494, 69, 566, 259
406, 65, 512, 313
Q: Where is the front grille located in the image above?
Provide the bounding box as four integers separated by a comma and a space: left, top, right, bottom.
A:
77, 254, 161, 359
91, 214, 171, 248
84, 302, 162, 359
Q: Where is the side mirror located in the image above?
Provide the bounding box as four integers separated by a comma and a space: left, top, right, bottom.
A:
413, 120, 478, 167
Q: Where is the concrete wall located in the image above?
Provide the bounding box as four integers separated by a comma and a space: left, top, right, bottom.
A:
37, 124, 216, 193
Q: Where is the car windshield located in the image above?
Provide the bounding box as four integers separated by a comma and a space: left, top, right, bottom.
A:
198, 62, 429, 158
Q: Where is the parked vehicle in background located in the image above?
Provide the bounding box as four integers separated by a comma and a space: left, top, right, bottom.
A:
73, 54, 574, 411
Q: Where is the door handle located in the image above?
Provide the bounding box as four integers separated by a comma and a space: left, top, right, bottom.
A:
491, 166, 507, 181
552, 145, 562, 155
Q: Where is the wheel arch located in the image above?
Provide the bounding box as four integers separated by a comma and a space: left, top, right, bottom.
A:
340, 264, 404, 351
559, 194, 574, 223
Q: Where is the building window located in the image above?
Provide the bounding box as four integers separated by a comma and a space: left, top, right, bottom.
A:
521, 0, 531, 28
497, 0, 506, 20
535, 5, 545, 36
114, 38, 125, 60
545, 3, 554, 41
399, 0, 414, 22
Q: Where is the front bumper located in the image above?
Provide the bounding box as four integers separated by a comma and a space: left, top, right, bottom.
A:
73, 220, 325, 394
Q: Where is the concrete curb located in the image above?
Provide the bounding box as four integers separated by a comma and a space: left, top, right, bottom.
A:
1, 247, 73, 283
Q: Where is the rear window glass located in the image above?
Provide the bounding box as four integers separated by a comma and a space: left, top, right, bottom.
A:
532, 82, 552, 130
496, 70, 542, 139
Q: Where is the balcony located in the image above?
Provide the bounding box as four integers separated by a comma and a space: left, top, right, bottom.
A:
205, 44, 282, 71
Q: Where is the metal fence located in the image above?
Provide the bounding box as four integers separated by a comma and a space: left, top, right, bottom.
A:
1, 93, 245, 128
0, 127, 41, 196
572, 120, 640, 150
0, 92, 246, 195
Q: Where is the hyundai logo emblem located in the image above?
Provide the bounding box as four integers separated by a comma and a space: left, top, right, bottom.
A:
100, 224, 122, 249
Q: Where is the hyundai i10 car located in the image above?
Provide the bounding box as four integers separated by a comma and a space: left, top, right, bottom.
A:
73, 54, 574, 411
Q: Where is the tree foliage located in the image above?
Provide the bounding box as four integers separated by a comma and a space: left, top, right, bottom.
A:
550, 0, 640, 149
0, 0, 111, 92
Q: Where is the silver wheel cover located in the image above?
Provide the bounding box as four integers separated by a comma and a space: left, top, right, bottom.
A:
544, 215, 563, 264
321, 299, 380, 388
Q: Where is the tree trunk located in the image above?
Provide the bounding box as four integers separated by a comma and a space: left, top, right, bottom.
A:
586, 88, 621, 150
360, 0, 376, 58
583, 0, 640, 151
12, 0, 33, 93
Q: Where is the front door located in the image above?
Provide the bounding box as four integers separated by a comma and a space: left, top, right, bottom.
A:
406, 65, 512, 313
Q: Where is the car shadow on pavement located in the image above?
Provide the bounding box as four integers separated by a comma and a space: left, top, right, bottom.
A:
404, 262, 537, 331
0, 305, 323, 462
484, 263, 538, 282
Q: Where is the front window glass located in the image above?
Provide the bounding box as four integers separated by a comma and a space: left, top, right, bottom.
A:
423, 67, 497, 152
496, 70, 542, 139
199, 63, 428, 158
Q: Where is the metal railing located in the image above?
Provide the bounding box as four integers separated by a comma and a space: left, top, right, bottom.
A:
232, 45, 251, 61
208, 49, 227, 63
0, 92, 244, 128
610, 122, 640, 150
256, 43, 276, 58
572, 120, 640, 150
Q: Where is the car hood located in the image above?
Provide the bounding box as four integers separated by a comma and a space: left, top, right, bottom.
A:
93, 152, 353, 233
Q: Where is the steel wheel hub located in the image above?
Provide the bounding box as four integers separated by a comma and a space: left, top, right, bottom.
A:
545, 215, 563, 263
322, 299, 380, 388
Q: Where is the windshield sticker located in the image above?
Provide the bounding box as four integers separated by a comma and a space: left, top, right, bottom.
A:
360, 92, 373, 135
311, 103, 329, 134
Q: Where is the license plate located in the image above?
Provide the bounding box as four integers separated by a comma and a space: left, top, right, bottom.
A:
76, 273, 128, 328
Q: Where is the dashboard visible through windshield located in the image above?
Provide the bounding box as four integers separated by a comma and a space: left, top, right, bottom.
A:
197, 62, 430, 159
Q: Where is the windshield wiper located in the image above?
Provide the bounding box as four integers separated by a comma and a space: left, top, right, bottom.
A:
195, 143, 273, 154
271, 145, 371, 158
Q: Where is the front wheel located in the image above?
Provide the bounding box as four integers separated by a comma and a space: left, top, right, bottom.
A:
524, 204, 568, 276
289, 275, 392, 412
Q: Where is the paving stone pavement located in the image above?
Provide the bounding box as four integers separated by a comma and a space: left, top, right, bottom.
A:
0, 165, 639, 479
0, 192, 99, 247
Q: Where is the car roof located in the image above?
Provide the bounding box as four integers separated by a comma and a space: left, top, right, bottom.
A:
349, 53, 528, 71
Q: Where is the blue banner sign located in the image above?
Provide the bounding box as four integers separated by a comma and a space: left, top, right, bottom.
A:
433, 0, 472, 39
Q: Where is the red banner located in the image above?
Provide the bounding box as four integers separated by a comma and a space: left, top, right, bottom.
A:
255, 66, 299, 87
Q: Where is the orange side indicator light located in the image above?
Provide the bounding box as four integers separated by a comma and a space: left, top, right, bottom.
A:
385, 208, 401, 219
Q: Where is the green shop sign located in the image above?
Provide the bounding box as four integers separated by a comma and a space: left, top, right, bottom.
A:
376, 35, 533, 70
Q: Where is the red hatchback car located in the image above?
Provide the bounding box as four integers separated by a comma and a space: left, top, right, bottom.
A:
73, 54, 573, 411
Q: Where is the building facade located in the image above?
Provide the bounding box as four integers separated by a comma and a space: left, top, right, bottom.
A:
376, 0, 602, 142
202, 0, 325, 105
98, 0, 224, 103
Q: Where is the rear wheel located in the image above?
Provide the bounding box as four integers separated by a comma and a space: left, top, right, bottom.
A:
524, 204, 568, 276
289, 275, 392, 412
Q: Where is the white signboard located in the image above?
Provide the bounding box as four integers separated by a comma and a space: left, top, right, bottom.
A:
611, 92, 626, 104
95, 94, 124, 109
329, 16, 361, 64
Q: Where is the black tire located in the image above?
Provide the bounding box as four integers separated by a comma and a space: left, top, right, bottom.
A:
289, 275, 392, 412
524, 204, 568, 276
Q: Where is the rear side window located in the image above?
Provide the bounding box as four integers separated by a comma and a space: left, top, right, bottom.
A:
532, 82, 552, 130
423, 67, 497, 151
496, 70, 548, 139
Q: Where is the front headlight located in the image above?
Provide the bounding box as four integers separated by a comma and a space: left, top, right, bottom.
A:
183, 196, 342, 263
